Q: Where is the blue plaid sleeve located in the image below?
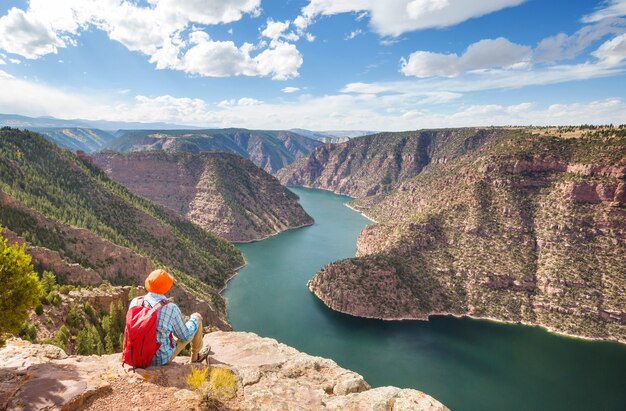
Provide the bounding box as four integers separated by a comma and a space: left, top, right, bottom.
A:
166, 304, 198, 342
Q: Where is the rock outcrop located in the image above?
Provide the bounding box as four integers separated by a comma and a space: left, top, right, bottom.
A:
92, 152, 313, 242
0, 332, 448, 411
294, 128, 626, 343
105, 129, 322, 174
276, 129, 466, 198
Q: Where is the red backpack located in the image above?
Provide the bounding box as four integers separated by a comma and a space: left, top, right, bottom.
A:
122, 297, 169, 369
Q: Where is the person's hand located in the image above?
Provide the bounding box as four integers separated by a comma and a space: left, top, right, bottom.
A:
191, 312, 202, 321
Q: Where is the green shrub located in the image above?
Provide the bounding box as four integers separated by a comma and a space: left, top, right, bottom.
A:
66, 303, 82, 330
40, 271, 57, 294
19, 323, 37, 342
54, 325, 70, 351
0, 229, 42, 346
76, 325, 101, 355
59, 285, 73, 295
35, 304, 44, 315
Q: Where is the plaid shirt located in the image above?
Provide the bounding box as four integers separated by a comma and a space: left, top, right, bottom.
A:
129, 292, 198, 366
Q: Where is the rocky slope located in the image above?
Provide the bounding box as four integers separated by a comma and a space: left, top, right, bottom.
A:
0, 128, 243, 327
92, 152, 313, 242
286, 128, 626, 343
277, 130, 439, 197
0, 332, 448, 411
105, 128, 322, 174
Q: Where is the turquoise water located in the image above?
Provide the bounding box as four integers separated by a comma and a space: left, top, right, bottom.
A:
224, 187, 626, 411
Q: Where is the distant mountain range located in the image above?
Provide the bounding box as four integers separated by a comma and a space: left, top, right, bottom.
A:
0, 113, 201, 131
104, 129, 322, 174
1, 114, 364, 173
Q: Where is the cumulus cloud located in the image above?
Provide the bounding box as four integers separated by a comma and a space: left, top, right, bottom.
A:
262, 19, 299, 42
0, 0, 303, 80
401, 38, 532, 78
0, 7, 65, 58
297, 0, 525, 36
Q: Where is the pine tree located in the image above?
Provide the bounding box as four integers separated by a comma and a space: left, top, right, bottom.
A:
0, 228, 42, 346
76, 328, 92, 355
66, 303, 82, 331
40, 271, 57, 295
54, 325, 70, 351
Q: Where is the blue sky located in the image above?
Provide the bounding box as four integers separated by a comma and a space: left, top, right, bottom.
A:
0, 0, 624, 130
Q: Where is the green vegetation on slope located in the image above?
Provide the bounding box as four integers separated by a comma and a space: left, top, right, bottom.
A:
0, 128, 243, 312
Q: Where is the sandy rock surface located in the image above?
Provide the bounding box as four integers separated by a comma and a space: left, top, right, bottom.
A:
0, 332, 448, 411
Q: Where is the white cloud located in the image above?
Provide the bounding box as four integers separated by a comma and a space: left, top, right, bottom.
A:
582, 0, 626, 23
237, 97, 263, 106
1, 72, 624, 130
0, 59, 4, 65
253, 42, 303, 80
346, 29, 364, 40
281, 87, 300, 93
9, 58, 21, 64
218, 97, 263, 108
298, 0, 526, 37
262, 19, 298, 42
401, 38, 532, 78
0, 0, 302, 80
593, 33, 626, 65
534, 20, 626, 63
123, 95, 210, 123
341, 82, 391, 94
401, 51, 460, 77
0, 7, 65, 59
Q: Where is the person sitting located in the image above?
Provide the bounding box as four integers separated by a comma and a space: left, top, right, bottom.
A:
128, 268, 210, 365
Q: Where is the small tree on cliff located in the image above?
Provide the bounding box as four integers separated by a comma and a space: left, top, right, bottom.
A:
0, 228, 42, 346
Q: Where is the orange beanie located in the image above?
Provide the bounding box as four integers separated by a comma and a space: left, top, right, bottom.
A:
145, 269, 174, 294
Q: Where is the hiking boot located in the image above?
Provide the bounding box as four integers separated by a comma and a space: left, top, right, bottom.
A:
192, 346, 211, 364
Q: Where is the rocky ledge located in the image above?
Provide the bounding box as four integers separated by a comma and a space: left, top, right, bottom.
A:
0, 332, 447, 411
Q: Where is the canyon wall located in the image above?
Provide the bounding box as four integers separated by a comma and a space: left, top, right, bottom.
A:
92, 152, 313, 242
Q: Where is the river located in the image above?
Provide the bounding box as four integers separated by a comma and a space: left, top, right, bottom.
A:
224, 187, 626, 411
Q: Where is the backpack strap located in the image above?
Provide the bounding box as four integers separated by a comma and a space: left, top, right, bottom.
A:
139, 297, 169, 309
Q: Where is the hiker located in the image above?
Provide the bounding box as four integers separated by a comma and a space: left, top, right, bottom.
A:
123, 269, 210, 368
